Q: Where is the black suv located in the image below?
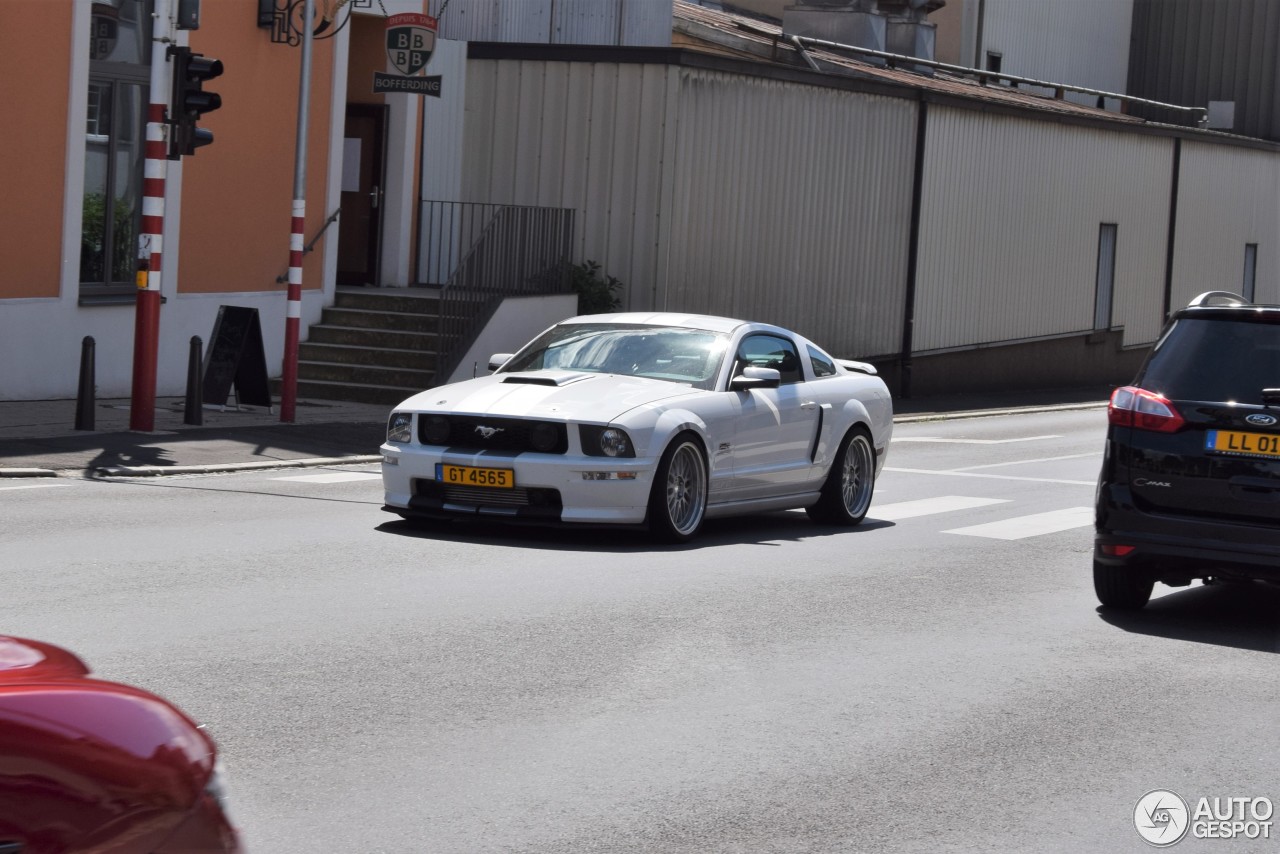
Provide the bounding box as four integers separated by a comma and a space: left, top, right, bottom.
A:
1094, 291, 1280, 609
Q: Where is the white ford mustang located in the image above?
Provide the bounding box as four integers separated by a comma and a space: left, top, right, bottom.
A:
381, 313, 893, 542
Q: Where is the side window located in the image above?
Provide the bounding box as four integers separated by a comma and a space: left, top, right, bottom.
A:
807, 345, 837, 378
736, 334, 803, 384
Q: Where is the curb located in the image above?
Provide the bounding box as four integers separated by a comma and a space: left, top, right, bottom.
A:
0, 468, 59, 479
92, 454, 382, 478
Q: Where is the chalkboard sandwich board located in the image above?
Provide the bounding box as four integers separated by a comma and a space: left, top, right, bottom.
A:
202, 305, 272, 408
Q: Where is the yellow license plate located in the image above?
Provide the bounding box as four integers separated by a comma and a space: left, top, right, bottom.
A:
436, 463, 515, 489
1207, 430, 1280, 458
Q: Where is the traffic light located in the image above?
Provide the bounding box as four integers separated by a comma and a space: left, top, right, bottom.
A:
168, 45, 223, 158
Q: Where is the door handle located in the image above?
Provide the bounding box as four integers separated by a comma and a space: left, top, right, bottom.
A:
370, 184, 379, 209
800, 401, 817, 411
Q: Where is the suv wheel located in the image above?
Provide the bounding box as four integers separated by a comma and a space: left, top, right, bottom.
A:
1093, 559, 1154, 610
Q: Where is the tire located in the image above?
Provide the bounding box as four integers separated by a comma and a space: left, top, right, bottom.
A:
1093, 558, 1154, 610
806, 428, 875, 526
648, 434, 708, 543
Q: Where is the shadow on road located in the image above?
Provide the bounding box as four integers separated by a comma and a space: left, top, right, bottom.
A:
1097, 581, 1280, 654
376, 510, 895, 553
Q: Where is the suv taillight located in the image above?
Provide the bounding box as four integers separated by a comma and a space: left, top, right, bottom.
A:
1108, 386, 1186, 433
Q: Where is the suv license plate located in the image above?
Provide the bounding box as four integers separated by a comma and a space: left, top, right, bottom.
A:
1207, 430, 1280, 458
437, 463, 515, 489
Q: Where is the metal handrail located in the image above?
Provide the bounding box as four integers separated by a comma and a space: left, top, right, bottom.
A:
275, 207, 342, 284
418, 201, 576, 384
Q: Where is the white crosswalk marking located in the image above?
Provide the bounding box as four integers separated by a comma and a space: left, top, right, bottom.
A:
0, 482, 63, 492
273, 472, 382, 484
892, 435, 1061, 445
944, 506, 1094, 540
871, 495, 1011, 521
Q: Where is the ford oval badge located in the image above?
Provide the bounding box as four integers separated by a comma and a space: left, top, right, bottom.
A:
1245, 413, 1277, 426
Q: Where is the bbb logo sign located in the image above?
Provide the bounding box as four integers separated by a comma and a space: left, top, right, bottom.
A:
386, 13, 437, 76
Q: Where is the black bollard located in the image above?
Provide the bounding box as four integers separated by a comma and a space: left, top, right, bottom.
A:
74, 336, 95, 431
184, 335, 204, 426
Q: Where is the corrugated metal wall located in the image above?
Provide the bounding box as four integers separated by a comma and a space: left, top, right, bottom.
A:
976, 0, 1133, 108
1128, 0, 1280, 141
461, 61, 915, 359
457, 50, 1278, 368
662, 69, 915, 358
438, 0, 672, 46
1173, 141, 1280, 306
462, 58, 675, 307
915, 108, 1173, 352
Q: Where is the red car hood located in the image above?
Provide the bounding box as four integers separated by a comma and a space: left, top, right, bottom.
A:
0, 635, 91, 681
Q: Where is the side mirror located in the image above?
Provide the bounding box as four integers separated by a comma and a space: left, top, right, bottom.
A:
730, 365, 781, 391
488, 353, 514, 372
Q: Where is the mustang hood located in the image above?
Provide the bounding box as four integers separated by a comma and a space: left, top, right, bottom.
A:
398, 371, 702, 421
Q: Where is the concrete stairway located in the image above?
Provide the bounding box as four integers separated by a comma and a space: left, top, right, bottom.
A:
295, 288, 444, 406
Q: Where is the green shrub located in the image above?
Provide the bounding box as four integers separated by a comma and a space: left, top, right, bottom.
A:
568, 260, 623, 315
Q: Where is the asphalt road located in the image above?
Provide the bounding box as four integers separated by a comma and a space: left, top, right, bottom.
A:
4, 407, 1277, 853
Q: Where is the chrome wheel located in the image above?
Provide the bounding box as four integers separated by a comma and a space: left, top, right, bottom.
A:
839, 433, 875, 519
649, 435, 708, 542
807, 428, 875, 526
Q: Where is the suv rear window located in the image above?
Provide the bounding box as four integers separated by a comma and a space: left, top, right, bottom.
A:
1140, 315, 1280, 404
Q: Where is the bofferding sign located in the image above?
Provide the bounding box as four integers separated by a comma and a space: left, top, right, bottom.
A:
374, 13, 442, 97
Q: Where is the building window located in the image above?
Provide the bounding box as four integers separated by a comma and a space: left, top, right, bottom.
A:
1243, 244, 1257, 302
81, 0, 152, 295
985, 51, 1002, 74
1094, 223, 1117, 330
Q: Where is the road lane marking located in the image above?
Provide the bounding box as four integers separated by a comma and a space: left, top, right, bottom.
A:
892, 435, 1062, 445
0, 482, 64, 491
944, 506, 1094, 540
884, 467, 1095, 486
273, 472, 382, 484
871, 495, 1011, 521
949, 452, 1100, 471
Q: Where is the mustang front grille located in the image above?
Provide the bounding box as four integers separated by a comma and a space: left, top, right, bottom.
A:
443, 485, 532, 507
418, 415, 569, 454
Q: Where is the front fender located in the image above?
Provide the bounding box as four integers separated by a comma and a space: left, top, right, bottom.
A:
823, 386, 893, 471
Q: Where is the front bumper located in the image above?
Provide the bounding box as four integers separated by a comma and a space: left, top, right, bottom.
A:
381, 443, 656, 525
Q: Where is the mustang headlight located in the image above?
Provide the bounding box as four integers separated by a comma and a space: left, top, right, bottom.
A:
387, 412, 412, 444
580, 425, 635, 458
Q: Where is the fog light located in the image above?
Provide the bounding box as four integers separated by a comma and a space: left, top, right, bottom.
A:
529, 422, 560, 453
1100, 544, 1136, 556
422, 415, 451, 445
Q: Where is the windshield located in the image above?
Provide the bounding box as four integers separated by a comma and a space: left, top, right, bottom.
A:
501, 323, 730, 390
1141, 316, 1280, 404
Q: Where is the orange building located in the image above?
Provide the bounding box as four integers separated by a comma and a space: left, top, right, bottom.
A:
0, 0, 430, 401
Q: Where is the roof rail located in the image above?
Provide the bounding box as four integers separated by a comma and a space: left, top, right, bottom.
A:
1187, 291, 1249, 307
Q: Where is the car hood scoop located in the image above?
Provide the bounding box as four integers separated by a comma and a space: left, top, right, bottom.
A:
500, 371, 595, 387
